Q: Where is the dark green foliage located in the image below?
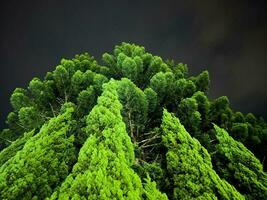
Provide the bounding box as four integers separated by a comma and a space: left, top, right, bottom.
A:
174, 78, 196, 100
150, 72, 175, 105
121, 56, 138, 81
28, 77, 55, 108
10, 88, 31, 111
209, 96, 231, 128
117, 78, 148, 142
53, 65, 71, 99
5, 112, 21, 134
92, 73, 109, 95
0, 130, 35, 166
77, 86, 97, 117
231, 123, 249, 143
0, 129, 17, 150
191, 70, 210, 94
144, 87, 158, 114
0, 42, 267, 199
18, 106, 44, 131
133, 162, 165, 191
213, 124, 267, 199
177, 97, 201, 136
161, 110, 244, 199
71, 70, 85, 96
192, 91, 210, 129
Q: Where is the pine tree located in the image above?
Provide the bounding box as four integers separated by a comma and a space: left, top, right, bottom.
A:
177, 97, 201, 136
117, 78, 148, 142
76, 86, 97, 117
0, 129, 35, 166
0, 106, 76, 200
213, 124, 267, 199
161, 109, 244, 200
10, 88, 31, 111
143, 176, 168, 200
191, 70, 210, 94
28, 77, 55, 108
18, 106, 44, 131
149, 72, 175, 106
0, 42, 267, 199
50, 79, 166, 199
144, 87, 158, 114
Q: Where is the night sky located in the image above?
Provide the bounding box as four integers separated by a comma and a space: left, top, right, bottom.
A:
1, 0, 267, 129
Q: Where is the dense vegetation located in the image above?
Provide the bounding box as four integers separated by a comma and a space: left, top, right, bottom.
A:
0, 42, 266, 199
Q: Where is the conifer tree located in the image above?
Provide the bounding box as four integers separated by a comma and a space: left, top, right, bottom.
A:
213, 124, 267, 199
117, 78, 148, 142
144, 87, 158, 114
0, 42, 267, 199
28, 77, 55, 108
174, 78, 196, 100
10, 88, 31, 111
177, 97, 201, 136
71, 70, 85, 96
0, 106, 76, 200
51, 80, 166, 199
76, 86, 97, 117
149, 72, 175, 105
0, 129, 35, 166
0, 129, 17, 150
161, 109, 244, 200
18, 106, 44, 131
191, 70, 210, 94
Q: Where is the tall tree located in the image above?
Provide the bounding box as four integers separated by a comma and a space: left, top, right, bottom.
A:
117, 78, 148, 142
213, 124, 267, 200
161, 109, 244, 200
50, 80, 166, 199
0, 129, 35, 166
0, 106, 76, 200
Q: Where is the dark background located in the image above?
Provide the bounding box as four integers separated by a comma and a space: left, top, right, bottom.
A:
1, 0, 266, 129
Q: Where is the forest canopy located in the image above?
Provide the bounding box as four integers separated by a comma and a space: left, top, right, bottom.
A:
0, 42, 266, 199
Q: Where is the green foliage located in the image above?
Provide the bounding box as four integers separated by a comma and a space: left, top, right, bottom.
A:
231, 123, 249, 142
144, 87, 158, 114
177, 97, 201, 136
92, 73, 108, 95
28, 77, 54, 107
51, 80, 165, 199
77, 86, 96, 117
174, 78, 196, 100
0, 129, 14, 150
0, 107, 76, 200
6, 112, 21, 133
143, 176, 168, 200
121, 56, 138, 81
117, 78, 148, 142
10, 88, 31, 111
71, 70, 85, 96
161, 109, 244, 200
213, 124, 267, 199
191, 70, 210, 94
0, 130, 35, 166
150, 72, 175, 105
1, 42, 267, 199
18, 106, 44, 131
53, 65, 71, 98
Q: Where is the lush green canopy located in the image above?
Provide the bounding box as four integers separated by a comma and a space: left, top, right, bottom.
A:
0, 42, 266, 199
